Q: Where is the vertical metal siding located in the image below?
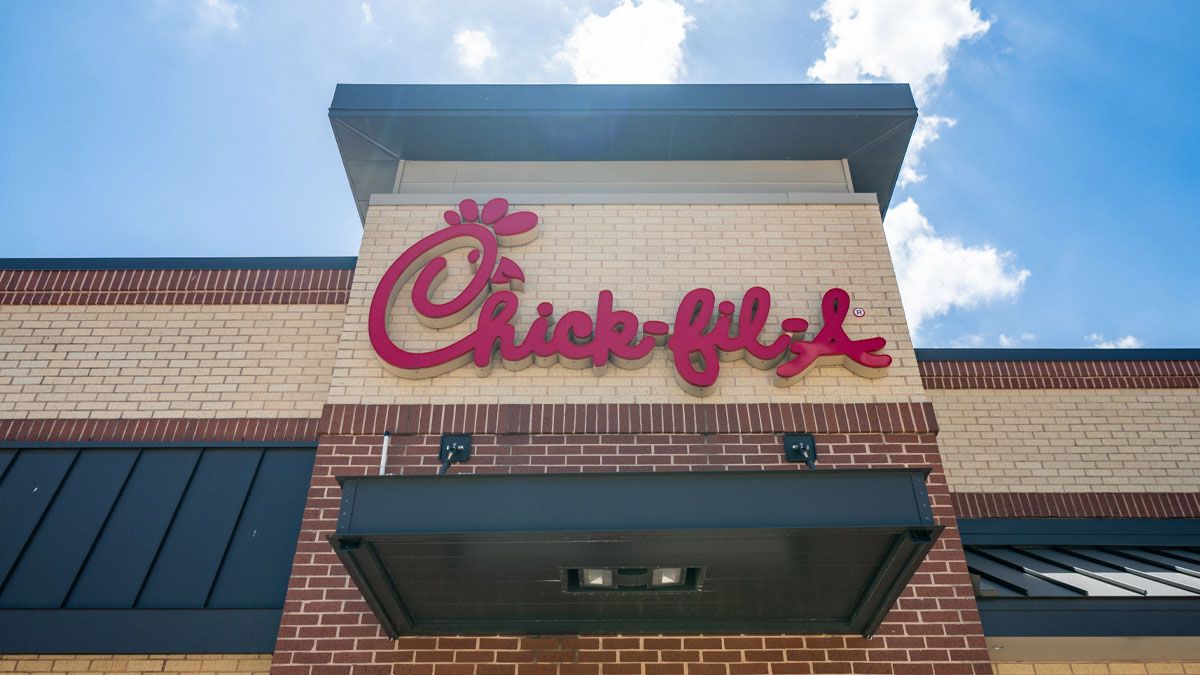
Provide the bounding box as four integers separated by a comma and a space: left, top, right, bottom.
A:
0, 446, 314, 611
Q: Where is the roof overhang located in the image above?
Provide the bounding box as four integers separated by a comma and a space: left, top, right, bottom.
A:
329, 84, 918, 222
331, 470, 940, 638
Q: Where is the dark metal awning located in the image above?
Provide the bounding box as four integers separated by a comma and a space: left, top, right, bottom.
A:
960, 519, 1200, 638
331, 470, 940, 638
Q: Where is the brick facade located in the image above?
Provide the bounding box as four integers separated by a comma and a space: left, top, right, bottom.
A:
993, 665, 1200, 675
950, 491, 1200, 519
0, 268, 353, 306
0, 654, 270, 675
0, 416, 319, 443
329, 203, 926, 405
0, 304, 345, 419
918, 360, 1200, 390
929, 388, 1200, 493
270, 403, 992, 675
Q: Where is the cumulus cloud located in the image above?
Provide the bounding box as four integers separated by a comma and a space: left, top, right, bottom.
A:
193, 0, 242, 32
454, 29, 497, 71
807, 0, 990, 105
900, 115, 954, 187
361, 2, 373, 24
1086, 334, 1144, 349
885, 198, 1030, 331
808, 1, 1023, 336
556, 0, 694, 83
808, 0, 989, 188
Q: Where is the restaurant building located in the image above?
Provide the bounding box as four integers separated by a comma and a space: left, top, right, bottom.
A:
1, 84, 1198, 675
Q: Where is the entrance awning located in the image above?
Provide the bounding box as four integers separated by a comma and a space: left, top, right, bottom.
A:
331, 470, 940, 638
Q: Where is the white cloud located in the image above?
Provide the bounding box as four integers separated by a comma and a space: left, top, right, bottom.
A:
948, 332, 1035, 348
361, 2, 373, 24
899, 114, 954, 187
454, 29, 497, 71
807, 0, 989, 105
555, 0, 694, 84
193, 0, 242, 32
950, 334, 985, 348
885, 198, 1030, 332
1085, 334, 1144, 349
807, 1, 990, 189
998, 332, 1035, 348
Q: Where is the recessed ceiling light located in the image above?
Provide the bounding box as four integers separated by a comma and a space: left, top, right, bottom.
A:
651, 567, 685, 587
581, 568, 613, 588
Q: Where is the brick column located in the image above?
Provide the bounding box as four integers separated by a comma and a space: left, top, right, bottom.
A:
272, 403, 991, 675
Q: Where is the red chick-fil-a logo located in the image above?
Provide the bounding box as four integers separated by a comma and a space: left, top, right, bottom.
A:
368, 198, 892, 396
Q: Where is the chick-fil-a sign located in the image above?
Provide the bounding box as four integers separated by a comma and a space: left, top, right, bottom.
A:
368, 198, 891, 396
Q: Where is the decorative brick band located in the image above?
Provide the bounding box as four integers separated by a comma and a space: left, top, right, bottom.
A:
0, 417, 320, 444
0, 268, 353, 305
952, 491, 1200, 519
920, 359, 1200, 389
318, 402, 939, 436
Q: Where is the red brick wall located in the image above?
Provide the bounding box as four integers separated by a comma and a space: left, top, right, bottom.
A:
951, 491, 1200, 518
0, 267, 353, 305
272, 404, 991, 675
918, 359, 1200, 389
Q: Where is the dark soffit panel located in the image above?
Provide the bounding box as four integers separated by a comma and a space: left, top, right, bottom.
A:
329, 83, 918, 222
0, 445, 315, 653
332, 469, 941, 638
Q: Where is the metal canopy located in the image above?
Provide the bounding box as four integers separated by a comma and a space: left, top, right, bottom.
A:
328, 84, 918, 222
960, 520, 1200, 637
331, 469, 940, 638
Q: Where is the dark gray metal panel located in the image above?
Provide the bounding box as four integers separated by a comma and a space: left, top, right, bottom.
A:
965, 547, 1082, 597
0, 451, 14, 480
339, 469, 936, 535
966, 545, 1200, 599
960, 518, 1200, 546
978, 598, 1200, 637
0, 450, 78, 585
0, 609, 282, 653
963, 522, 1200, 637
0, 450, 137, 608
136, 449, 262, 608
330, 83, 918, 112
65, 450, 202, 608
0, 445, 316, 654
207, 448, 316, 608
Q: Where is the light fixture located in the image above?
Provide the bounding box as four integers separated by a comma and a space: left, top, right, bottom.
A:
783, 433, 817, 468
438, 434, 472, 475
581, 568, 613, 588
566, 567, 701, 592
651, 567, 685, 587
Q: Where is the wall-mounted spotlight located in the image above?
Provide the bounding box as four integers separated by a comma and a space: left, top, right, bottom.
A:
438, 434, 472, 475
783, 433, 817, 468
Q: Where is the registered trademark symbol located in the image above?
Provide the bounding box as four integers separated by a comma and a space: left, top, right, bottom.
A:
853, 307, 865, 317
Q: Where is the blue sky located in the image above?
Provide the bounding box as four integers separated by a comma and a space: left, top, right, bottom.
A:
1, 0, 1197, 348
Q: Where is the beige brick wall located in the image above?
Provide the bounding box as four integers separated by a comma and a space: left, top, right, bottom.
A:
0, 654, 269, 674
932, 389, 1200, 492
995, 664, 1200, 674
0, 304, 344, 419
329, 202, 925, 404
